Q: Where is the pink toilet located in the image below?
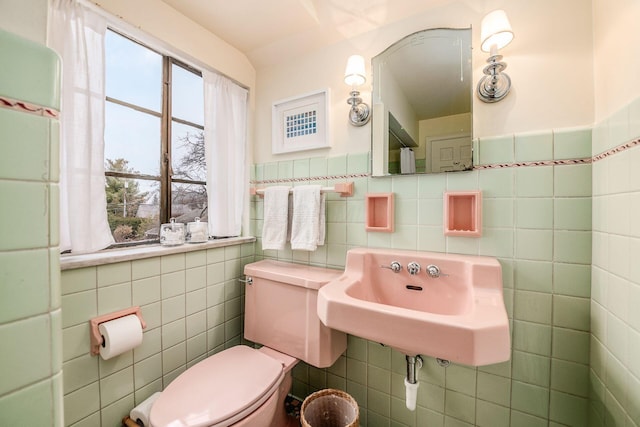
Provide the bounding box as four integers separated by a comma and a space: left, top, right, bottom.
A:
149, 260, 347, 427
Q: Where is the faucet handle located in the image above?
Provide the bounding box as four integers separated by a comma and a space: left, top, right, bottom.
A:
407, 262, 421, 275
426, 264, 449, 278
381, 261, 402, 273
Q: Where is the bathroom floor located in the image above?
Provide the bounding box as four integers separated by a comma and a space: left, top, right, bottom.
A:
285, 395, 302, 426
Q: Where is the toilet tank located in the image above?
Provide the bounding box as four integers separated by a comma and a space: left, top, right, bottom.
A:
243, 260, 347, 368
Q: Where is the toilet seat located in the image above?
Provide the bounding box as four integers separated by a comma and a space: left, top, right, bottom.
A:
149, 345, 285, 427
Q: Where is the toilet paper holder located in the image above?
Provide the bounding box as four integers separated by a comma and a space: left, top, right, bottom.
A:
89, 307, 147, 356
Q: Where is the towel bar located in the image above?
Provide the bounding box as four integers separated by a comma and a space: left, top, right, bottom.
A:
251, 182, 354, 198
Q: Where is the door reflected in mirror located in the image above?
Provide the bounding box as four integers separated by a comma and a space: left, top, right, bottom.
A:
371, 28, 473, 176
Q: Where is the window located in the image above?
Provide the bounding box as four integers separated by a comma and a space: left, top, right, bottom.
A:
104, 29, 206, 244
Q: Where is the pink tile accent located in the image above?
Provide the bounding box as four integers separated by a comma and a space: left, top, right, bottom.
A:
0, 95, 59, 118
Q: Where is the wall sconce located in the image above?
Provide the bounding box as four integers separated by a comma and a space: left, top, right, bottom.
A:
344, 54, 371, 126
477, 10, 514, 103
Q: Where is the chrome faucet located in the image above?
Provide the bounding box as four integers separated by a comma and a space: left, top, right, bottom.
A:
381, 261, 402, 273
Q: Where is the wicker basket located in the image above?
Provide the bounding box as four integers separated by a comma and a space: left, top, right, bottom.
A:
300, 389, 360, 427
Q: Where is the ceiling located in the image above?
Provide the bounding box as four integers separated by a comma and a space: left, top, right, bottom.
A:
159, 0, 460, 67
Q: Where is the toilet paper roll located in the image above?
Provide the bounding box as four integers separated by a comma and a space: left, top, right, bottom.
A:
98, 314, 143, 360
130, 392, 161, 427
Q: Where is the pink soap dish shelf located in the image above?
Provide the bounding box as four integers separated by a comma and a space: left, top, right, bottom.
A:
444, 191, 482, 237
365, 193, 394, 232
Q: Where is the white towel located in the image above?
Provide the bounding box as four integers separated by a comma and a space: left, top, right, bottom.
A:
317, 192, 326, 246
400, 147, 416, 174
290, 185, 325, 251
261, 186, 291, 250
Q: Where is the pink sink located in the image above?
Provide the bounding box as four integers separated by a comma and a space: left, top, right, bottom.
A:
317, 248, 510, 366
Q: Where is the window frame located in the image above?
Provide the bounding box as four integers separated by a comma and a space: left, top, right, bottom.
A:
104, 28, 206, 246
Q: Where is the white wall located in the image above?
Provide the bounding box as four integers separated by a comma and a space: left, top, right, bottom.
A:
593, 0, 640, 121
0, 0, 48, 43
254, 0, 594, 164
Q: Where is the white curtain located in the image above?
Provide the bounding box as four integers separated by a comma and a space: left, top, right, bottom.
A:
49, 0, 114, 253
203, 71, 248, 237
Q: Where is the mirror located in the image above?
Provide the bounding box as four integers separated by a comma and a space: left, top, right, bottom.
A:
371, 28, 473, 176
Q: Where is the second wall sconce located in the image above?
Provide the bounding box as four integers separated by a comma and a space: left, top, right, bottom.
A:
344, 54, 371, 126
477, 10, 514, 103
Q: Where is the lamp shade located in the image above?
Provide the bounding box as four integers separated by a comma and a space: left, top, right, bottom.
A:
480, 10, 514, 52
344, 54, 366, 86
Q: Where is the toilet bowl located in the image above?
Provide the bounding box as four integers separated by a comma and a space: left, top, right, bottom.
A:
149, 260, 347, 427
149, 345, 295, 427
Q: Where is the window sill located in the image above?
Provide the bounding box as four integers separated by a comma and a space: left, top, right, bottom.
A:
60, 236, 256, 270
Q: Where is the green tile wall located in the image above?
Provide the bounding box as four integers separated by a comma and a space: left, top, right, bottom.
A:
0, 30, 63, 426
590, 97, 640, 427
60, 245, 254, 426
0, 28, 61, 110
251, 127, 594, 426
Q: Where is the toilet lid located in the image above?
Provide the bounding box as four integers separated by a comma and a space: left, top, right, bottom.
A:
149, 346, 284, 427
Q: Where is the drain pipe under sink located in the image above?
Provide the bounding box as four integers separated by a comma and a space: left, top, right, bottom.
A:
404, 355, 423, 411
